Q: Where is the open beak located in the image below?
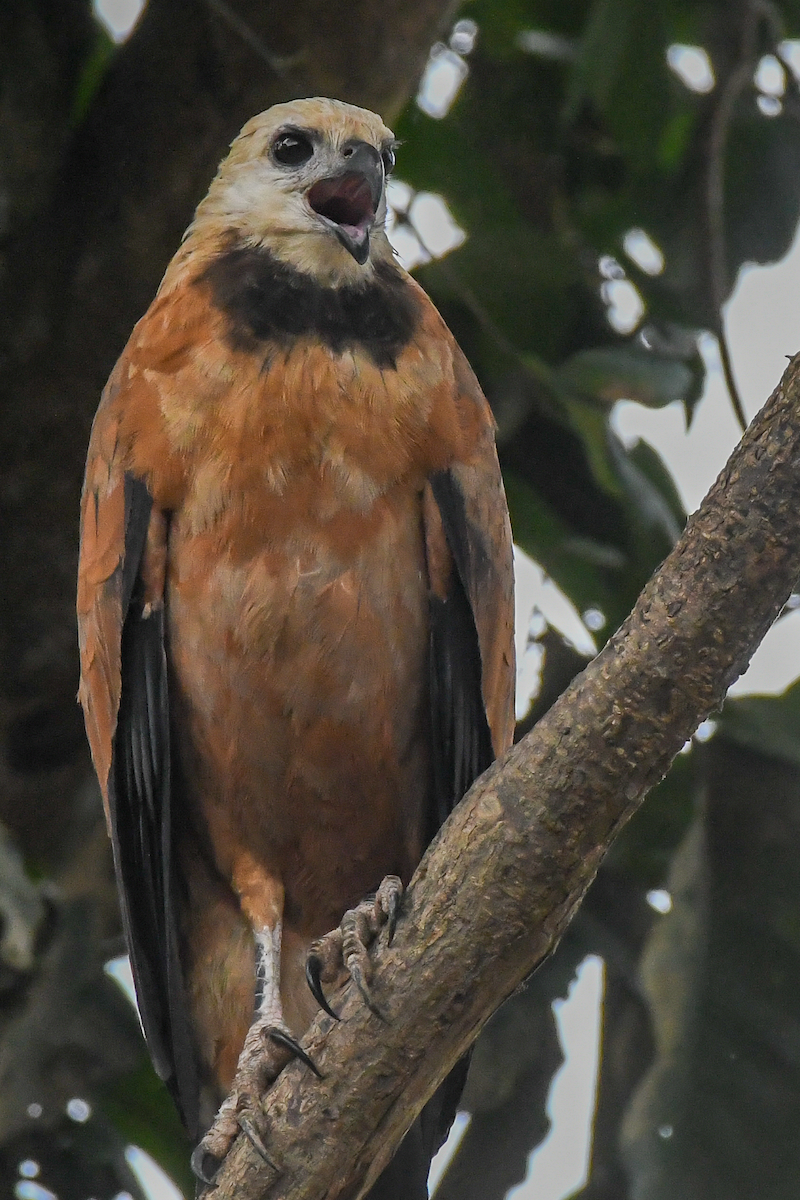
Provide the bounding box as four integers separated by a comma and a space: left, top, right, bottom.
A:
307, 142, 383, 266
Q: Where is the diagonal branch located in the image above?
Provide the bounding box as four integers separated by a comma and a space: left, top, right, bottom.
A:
212, 354, 800, 1200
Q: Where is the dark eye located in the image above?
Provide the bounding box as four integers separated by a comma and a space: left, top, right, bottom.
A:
381, 145, 396, 175
272, 132, 314, 167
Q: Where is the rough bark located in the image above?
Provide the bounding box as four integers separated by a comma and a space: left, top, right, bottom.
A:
209, 356, 800, 1199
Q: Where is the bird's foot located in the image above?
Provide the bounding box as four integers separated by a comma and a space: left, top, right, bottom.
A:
306, 874, 403, 1020
191, 1018, 320, 1186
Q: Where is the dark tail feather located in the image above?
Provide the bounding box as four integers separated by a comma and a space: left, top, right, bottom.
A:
365, 1056, 470, 1200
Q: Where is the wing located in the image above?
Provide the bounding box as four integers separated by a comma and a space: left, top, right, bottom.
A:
384, 349, 515, 1200
77, 383, 199, 1136
423, 347, 516, 837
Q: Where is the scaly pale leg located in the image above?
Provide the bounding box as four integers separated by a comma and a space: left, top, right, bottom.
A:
192, 875, 320, 1184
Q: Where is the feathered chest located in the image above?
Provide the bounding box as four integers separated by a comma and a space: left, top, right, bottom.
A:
119, 243, 469, 535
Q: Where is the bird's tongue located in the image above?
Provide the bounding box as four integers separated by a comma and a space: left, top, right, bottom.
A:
307, 173, 375, 242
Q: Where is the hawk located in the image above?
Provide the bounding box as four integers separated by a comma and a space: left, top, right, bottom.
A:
77, 97, 515, 1196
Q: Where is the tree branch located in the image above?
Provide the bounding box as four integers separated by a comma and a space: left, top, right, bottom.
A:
211, 354, 800, 1199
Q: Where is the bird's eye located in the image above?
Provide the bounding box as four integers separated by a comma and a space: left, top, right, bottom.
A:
272, 132, 314, 167
381, 145, 396, 175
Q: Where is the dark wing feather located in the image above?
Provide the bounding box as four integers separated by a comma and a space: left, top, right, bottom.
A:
371, 459, 509, 1199
427, 469, 496, 832
108, 475, 199, 1137
380, 381, 514, 1200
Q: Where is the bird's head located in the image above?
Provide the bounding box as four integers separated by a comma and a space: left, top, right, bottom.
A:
194, 98, 398, 286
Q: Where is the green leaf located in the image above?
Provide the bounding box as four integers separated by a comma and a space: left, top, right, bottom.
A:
100, 1058, 194, 1198
716, 674, 800, 768
725, 97, 800, 273
565, 0, 671, 165
71, 26, 116, 127
608, 433, 682, 548
564, 393, 624, 497
623, 737, 800, 1199
627, 437, 686, 531
504, 468, 630, 631
564, 0, 637, 121
417, 225, 585, 364
557, 345, 695, 408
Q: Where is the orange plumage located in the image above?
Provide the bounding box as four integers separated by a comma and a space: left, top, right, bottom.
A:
77, 98, 514, 1194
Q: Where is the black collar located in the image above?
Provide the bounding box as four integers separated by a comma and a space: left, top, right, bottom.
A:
198, 242, 419, 370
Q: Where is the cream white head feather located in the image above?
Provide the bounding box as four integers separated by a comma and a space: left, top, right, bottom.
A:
190, 98, 398, 286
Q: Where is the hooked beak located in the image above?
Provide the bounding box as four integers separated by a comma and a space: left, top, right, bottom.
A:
307, 142, 383, 266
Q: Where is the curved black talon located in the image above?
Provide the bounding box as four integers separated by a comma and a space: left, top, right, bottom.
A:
191, 1144, 221, 1188
306, 952, 341, 1020
385, 890, 400, 945
268, 1027, 324, 1078
237, 1113, 277, 1170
